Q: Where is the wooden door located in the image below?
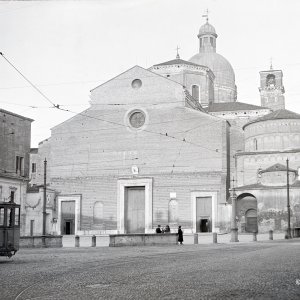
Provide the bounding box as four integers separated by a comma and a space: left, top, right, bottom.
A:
125, 187, 145, 233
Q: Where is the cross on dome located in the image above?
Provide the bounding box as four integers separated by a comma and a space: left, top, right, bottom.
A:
202, 9, 209, 23
176, 46, 180, 59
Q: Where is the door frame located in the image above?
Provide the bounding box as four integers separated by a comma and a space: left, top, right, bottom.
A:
57, 195, 81, 235
117, 178, 153, 234
191, 191, 218, 233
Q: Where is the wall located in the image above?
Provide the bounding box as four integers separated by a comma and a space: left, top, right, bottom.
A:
37, 66, 229, 234
244, 119, 300, 152
0, 109, 32, 177
236, 188, 300, 233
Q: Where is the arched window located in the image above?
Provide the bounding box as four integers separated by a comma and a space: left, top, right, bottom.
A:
93, 201, 104, 224
191, 85, 200, 102
168, 199, 178, 224
266, 74, 275, 87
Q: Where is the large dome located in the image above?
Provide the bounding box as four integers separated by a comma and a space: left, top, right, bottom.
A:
189, 52, 235, 88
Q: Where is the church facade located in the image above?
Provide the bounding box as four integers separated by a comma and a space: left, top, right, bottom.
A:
25, 19, 300, 236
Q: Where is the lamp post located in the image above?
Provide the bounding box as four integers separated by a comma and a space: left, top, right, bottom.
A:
42, 158, 47, 247
230, 188, 239, 242
286, 158, 292, 239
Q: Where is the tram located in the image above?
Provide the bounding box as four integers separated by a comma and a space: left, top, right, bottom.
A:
0, 201, 20, 257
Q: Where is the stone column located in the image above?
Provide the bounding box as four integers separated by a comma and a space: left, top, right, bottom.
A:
230, 190, 239, 242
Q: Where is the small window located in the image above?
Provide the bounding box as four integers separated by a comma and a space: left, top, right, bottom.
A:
32, 163, 36, 173
0, 208, 4, 226
10, 191, 15, 203
16, 156, 24, 175
7, 208, 12, 227
15, 207, 20, 226
200, 38, 203, 48
210, 37, 214, 46
191, 85, 200, 101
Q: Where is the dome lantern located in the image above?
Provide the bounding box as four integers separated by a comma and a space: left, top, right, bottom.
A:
198, 21, 217, 53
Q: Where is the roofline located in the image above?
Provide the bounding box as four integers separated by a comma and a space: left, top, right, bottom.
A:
235, 148, 300, 157
90, 65, 184, 93
0, 108, 34, 122
259, 70, 283, 73
243, 115, 300, 130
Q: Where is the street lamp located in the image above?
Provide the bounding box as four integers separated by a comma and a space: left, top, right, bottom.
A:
286, 158, 292, 239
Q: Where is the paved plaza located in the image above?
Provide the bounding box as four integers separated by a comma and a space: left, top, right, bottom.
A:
1, 239, 300, 300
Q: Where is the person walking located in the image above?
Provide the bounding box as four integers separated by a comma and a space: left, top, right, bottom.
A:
178, 225, 183, 245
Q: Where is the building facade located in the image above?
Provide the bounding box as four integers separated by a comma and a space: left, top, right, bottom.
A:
26, 19, 300, 236
0, 109, 33, 236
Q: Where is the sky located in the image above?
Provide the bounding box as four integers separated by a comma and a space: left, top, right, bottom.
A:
1, 0, 300, 147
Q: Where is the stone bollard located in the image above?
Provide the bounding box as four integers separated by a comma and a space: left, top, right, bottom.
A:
194, 233, 198, 244
213, 232, 217, 244
75, 235, 80, 247
269, 230, 273, 240
92, 235, 96, 247
253, 232, 257, 242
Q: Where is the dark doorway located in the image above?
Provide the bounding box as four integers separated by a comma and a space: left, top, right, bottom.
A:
61, 201, 75, 235
200, 218, 210, 232
64, 220, 73, 235
196, 197, 212, 233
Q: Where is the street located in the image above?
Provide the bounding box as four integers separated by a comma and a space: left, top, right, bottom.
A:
1, 240, 300, 300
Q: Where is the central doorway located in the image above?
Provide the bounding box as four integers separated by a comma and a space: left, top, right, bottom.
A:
124, 186, 145, 233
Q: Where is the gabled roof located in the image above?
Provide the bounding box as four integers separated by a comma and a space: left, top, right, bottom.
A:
90, 65, 183, 92
208, 102, 268, 113
261, 163, 297, 173
243, 109, 300, 129
0, 108, 34, 122
153, 58, 207, 69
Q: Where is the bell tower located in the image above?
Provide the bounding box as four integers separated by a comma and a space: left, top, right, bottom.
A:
259, 64, 285, 111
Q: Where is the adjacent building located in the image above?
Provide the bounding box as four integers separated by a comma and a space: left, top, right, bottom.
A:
0, 108, 33, 236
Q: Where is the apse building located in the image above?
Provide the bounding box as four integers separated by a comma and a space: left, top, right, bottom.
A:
25, 19, 300, 236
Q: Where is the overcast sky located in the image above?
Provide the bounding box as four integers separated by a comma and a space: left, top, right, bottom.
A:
1, 0, 300, 147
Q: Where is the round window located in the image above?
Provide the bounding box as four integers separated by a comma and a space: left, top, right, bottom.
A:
131, 79, 142, 89
129, 111, 145, 128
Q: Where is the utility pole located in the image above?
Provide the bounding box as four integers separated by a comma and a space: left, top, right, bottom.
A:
42, 158, 47, 242
286, 158, 292, 239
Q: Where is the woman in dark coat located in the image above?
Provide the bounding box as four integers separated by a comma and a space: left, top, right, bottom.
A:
178, 226, 183, 245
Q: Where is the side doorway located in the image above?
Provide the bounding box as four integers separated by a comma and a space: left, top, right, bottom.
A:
61, 201, 75, 235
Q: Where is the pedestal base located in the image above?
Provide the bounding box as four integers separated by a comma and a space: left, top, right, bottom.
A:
230, 228, 239, 242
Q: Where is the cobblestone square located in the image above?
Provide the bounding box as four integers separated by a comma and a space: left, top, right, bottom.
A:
1, 240, 300, 299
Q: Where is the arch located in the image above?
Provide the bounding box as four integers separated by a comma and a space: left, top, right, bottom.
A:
266, 74, 275, 87
191, 84, 200, 102
168, 199, 178, 224
236, 193, 258, 233
93, 201, 104, 224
